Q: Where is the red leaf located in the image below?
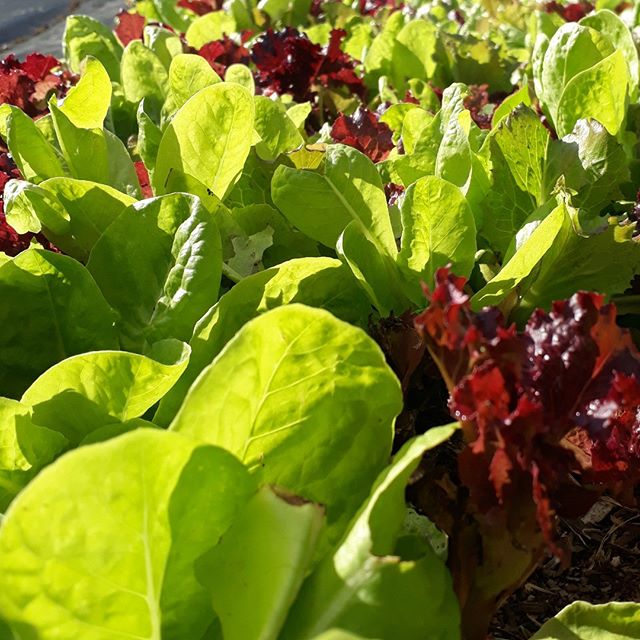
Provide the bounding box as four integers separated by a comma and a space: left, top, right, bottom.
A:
20, 53, 60, 82
315, 29, 365, 99
178, 0, 222, 15
415, 266, 640, 555
198, 36, 250, 76
330, 107, 394, 163
0, 53, 69, 117
115, 11, 146, 46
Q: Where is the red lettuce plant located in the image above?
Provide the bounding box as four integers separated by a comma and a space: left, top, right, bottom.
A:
407, 268, 640, 640
330, 106, 394, 162
199, 36, 251, 76
544, 1, 594, 21
251, 27, 364, 103
114, 10, 146, 46
0, 53, 71, 117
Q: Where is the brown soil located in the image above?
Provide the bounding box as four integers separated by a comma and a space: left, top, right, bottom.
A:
490, 499, 640, 639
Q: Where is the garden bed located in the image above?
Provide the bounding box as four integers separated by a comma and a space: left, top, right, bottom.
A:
0, 1, 639, 639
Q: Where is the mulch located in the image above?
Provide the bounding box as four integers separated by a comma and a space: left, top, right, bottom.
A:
490, 498, 640, 639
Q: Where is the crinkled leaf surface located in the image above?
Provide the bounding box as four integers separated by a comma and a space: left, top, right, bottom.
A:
121, 40, 168, 105
171, 304, 402, 544
580, 9, 639, 99
0, 429, 256, 640
478, 106, 549, 255
154, 257, 372, 426
398, 175, 476, 302
154, 83, 254, 200
161, 54, 221, 124
87, 193, 222, 349
254, 96, 304, 162
539, 23, 613, 127
545, 118, 628, 214
556, 50, 628, 138
532, 601, 640, 640
271, 144, 396, 255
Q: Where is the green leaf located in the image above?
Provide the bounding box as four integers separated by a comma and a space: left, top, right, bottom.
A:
312, 632, 371, 640
254, 96, 304, 162
363, 11, 405, 86
472, 201, 566, 310
144, 25, 184, 70
227, 226, 274, 277
532, 601, 640, 640
171, 304, 402, 544
539, 23, 614, 127
0, 398, 67, 512
286, 102, 311, 130
555, 49, 628, 137
337, 221, 410, 316
4, 106, 65, 183
545, 118, 628, 213
21, 340, 190, 445
280, 425, 460, 640
398, 175, 476, 301
261, 0, 312, 23
0, 249, 118, 398
3, 180, 67, 236
162, 54, 221, 124
87, 193, 222, 349
63, 14, 123, 81
491, 86, 532, 128
185, 11, 237, 49
137, 100, 163, 178
392, 20, 438, 86
58, 57, 112, 129
231, 203, 320, 267
516, 204, 640, 319
0, 429, 257, 640
198, 486, 325, 640
121, 40, 169, 105
150, 0, 191, 31
580, 9, 639, 100
154, 83, 254, 199
478, 106, 550, 255
154, 257, 372, 426
50, 103, 140, 197
440, 33, 515, 93
379, 103, 419, 139
154, 258, 371, 426
271, 144, 396, 254
5, 177, 136, 262
387, 84, 483, 194
226, 149, 277, 207
224, 63, 255, 93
